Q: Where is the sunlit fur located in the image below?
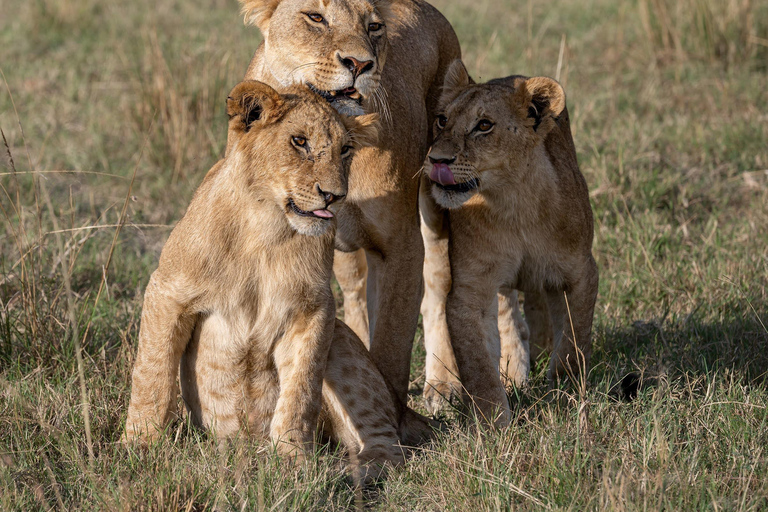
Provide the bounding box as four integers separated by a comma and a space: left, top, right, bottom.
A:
239, 0, 464, 407
420, 60, 599, 425
241, 0, 388, 116
123, 82, 436, 474
220, 82, 376, 237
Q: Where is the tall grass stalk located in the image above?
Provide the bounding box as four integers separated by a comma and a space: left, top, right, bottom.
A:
40, 177, 95, 469
639, 0, 758, 68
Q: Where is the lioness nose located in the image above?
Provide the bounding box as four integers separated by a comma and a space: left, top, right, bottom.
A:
339, 55, 374, 78
428, 155, 456, 165
316, 184, 345, 206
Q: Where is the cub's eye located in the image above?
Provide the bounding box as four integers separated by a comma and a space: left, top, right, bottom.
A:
368, 22, 383, 32
475, 119, 494, 132
341, 145, 353, 157
292, 135, 307, 147
435, 115, 447, 129
307, 13, 324, 23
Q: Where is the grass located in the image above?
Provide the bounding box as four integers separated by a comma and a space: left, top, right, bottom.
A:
1, 0, 767, 509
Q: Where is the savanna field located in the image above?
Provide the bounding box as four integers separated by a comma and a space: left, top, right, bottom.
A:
1, 0, 767, 509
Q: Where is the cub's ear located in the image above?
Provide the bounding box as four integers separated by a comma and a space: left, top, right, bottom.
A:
226, 81, 287, 154
439, 59, 474, 109
227, 80, 287, 134
239, 0, 282, 35
342, 113, 380, 148
516, 76, 566, 136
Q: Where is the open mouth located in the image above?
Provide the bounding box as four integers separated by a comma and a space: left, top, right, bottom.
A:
307, 83, 362, 104
287, 198, 334, 219
435, 178, 480, 194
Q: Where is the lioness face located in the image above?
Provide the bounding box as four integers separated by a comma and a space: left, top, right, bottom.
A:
425, 60, 566, 209
241, 0, 389, 116
227, 81, 378, 236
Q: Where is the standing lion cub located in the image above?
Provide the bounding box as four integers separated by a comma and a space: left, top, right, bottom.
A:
420, 60, 599, 425
124, 81, 428, 471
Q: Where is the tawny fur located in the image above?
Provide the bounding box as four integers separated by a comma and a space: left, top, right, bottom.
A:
124, 82, 432, 472
419, 60, 599, 425
238, 0, 462, 405
419, 196, 533, 416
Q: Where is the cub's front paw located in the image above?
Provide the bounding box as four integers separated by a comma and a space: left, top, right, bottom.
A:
122, 419, 162, 447
270, 427, 313, 462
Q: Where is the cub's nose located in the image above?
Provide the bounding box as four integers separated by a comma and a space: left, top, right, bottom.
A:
316, 184, 346, 206
428, 155, 456, 165
339, 55, 374, 78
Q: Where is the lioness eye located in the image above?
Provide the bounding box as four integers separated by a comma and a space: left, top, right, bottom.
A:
292, 135, 307, 147
307, 13, 324, 23
475, 119, 494, 132
436, 115, 447, 129
341, 145, 353, 157
368, 22, 383, 32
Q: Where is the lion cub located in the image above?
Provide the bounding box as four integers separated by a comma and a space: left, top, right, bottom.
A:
419, 60, 599, 425
124, 81, 424, 469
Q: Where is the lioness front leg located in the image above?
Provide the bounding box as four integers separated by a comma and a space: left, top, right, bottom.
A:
366, 223, 424, 405
420, 184, 461, 415
333, 248, 369, 346
546, 256, 599, 385
270, 304, 335, 458
124, 274, 196, 442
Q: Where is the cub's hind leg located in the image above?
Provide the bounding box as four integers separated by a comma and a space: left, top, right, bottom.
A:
523, 287, 554, 365
180, 313, 272, 439
419, 177, 462, 415
320, 320, 409, 481
545, 256, 599, 385
498, 287, 530, 389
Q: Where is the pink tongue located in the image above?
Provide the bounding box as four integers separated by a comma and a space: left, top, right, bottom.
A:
312, 209, 334, 218
429, 163, 456, 186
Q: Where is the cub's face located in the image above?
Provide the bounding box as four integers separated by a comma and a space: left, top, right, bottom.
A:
227, 81, 378, 236
425, 60, 566, 209
241, 0, 389, 116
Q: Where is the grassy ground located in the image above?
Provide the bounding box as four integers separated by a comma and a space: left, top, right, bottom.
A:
2, 0, 767, 509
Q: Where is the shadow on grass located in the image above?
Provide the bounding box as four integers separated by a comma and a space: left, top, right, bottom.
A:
595, 301, 768, 386
485, 300, 768, 424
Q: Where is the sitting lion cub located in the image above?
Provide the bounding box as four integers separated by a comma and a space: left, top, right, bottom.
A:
420, 60, 599, 426
124, 81, 426, 470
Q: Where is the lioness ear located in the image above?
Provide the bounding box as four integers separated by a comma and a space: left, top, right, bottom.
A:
226, 81, 287, 149
517, 76, 566, 136
439, 59, 474, 109
239, 0, 282, 35
342, 113, 380, 148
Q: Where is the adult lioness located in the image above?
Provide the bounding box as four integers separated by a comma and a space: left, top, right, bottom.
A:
124, 81, 430, 472
238, 0, 462, 404
420, 61, 599, 425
